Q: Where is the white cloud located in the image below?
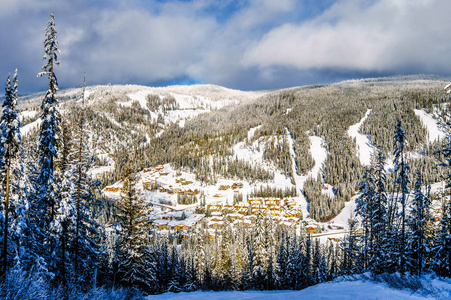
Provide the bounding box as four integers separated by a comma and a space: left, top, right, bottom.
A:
243, 0, 451, 74
1, 0, 450, 92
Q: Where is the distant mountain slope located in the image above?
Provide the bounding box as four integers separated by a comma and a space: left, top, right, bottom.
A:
15, 76, 450, 222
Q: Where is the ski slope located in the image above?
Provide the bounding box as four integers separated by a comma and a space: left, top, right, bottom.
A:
348, 109, 374, 166
414, 109, 446, 143
285, 128, 328, 219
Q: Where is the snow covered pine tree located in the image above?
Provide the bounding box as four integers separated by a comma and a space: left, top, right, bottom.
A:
0, 70, 29, 274
36, 12, 62, 279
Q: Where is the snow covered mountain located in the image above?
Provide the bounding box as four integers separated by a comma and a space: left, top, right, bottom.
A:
16, 76, 450, 228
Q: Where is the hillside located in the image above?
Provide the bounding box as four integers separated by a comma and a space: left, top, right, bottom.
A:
16, 76, 450, 226
6, 75, 451, 297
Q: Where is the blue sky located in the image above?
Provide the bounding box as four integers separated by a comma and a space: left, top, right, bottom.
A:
0, 0, 450, 93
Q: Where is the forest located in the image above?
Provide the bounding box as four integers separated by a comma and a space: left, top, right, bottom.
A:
1, 13, 451, 300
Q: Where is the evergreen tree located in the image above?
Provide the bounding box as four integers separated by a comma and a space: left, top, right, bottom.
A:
252, 209, 267, 289
116, 164, 154, 292
36, 13, 62, 274
393, 119, 410, 275
355, 166, 375, 270
0, 70, 29, 273
69, 76, 103, 287
341, 216, 362, 275
370, 148, 388, 274
433, 201, 451, 277
275, 231, 288, 289
406, 171, 431, 276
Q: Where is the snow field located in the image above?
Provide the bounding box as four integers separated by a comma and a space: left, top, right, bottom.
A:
20, 118, 42, 136
147, 275, 451, 300
414, 109, 446, 143
347, 109, 374, 166
307, 136, 327, 179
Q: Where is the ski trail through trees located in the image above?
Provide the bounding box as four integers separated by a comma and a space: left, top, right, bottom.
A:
285, 128, 328, 219
414, 109, 446, 143
348, 109, 374, 166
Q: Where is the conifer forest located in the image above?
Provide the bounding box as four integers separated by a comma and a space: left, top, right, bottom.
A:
1, 13, 451, 300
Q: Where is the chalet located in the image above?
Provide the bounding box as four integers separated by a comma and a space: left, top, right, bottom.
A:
211, 212, 223, 222
181, 180, 193, 186
231, 182, 244, 189
306, 224, 318, 234
270, 211, 281, 217
270, 206, 282, 212
286, 210, 301, 218
248, 198, 263, 205
208, 221, 224, 229
265, 199, 276, 206
235, 220, 252, 227
245, 215, 257, 223
226, 213, 243, 221
237, 208, 248, 215
219, 185, 230, 191
174, 224, 188, 231
207, 204, 223, 211
104, 186, 121, 192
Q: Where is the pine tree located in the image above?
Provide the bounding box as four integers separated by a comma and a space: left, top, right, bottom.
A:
393, 119, 410, 275
275, 231, 288, 289
252, 209, 267, 289
370, 148, 388, 274
433, 201, 451, 277
36, 13, 62, 273
116, 163, 153, 292
341, 216, 362, 275
355, 166, 375, 270
69, 75, 103, 287
0, 70, 29, 274
406, 170, 431, 276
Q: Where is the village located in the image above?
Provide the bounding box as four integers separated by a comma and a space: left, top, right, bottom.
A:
102, 164, 337, 240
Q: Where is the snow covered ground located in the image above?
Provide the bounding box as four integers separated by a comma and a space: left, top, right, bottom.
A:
307, 136, 327, 179
414, 109, 446, 143
20, 118, 41, 136
147, 276, 451, 300
19, 110, 38, 120
348, 109, 374, 166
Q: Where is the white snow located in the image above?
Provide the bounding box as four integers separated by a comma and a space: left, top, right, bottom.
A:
414, 109, 446, 143
126, 90, 151, 109
88, 165, 114, 177
20, 118, 42, 136
147, 276, 451, 300
348, 109, 374, 166
247, 125, 262, 141
445, 83, 451, 94
331, 195, 358, 229
19, 110, 38, 120
308, 136, 327, 179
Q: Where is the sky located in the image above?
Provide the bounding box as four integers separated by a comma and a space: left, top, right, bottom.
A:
0, 0, 450, 93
